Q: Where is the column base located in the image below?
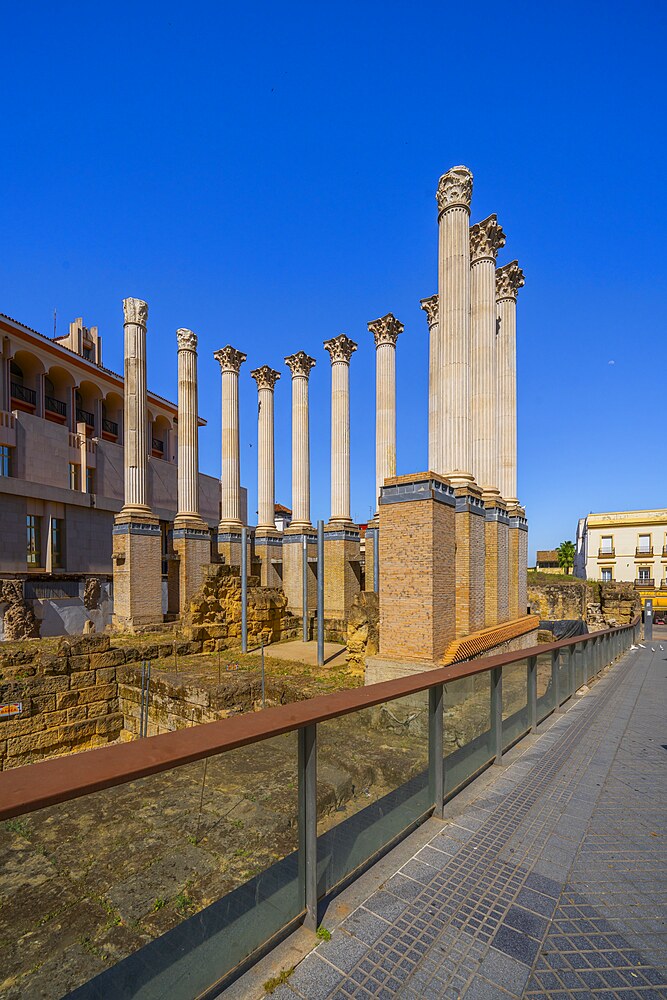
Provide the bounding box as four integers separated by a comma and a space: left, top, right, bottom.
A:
217, 528, 243, 567
254, 529, 284, 588
112, 515, 163, 629
324, 524, 361, 620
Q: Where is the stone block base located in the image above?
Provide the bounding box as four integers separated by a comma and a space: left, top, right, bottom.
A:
173, 529, 211, 617
324, 527, 361, 620
254, 532, 284, 589
282, 530, 317, 616
484, 497, 510, 627
112, 520, 163, 628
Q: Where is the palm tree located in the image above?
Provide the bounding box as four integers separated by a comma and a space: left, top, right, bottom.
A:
557, 540, 575, 575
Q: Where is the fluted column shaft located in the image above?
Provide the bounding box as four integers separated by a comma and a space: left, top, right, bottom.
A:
214, 346, 246, 528
323, 335, 357, 525
368, 313, 403, 505
122, 298, 150, 512
285, 352, 316, 529
436, 166, 473, 477
251, 366, 281, 530
470, 215, 506, 491
496, 261, 525, 504
175, 329, 202, 521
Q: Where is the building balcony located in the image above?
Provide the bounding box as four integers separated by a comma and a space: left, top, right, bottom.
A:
598, 548, 615, 559
10, 381, 36, 408
151, 438, 165, 458
635, 548, 653, 558
76, 406, 95, 428
661, 580, 667, 589
635, 578, 654, 588
663, 545, 667, 556
45, 395, 68, 417
102, 417, 118, 438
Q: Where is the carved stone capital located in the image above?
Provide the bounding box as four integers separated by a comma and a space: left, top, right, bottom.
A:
285, 351, 316, 379
496, 261, 525, 300
176, 328, 197, 352
323, 334, 357, 364
250, 365, 281, 391
367, 312, 404, 348
436, 165, 473, 216
123, 297, 148, 327
470, 214, 506, 263
213, 345, 247, 374
420, 294, 439, 330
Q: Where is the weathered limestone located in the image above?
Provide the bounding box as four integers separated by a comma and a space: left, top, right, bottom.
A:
251, 365, 283, 588
368, 313, 403, 505
214, 345, 246, 565
378, 473, 456, 663
470, 215, 506, 491
282, 352, 317, 615
173, 329, 211, 616
496, 261, 525, 505
436, 165, 473, 478
420, 294, 439, 474
112, 299, 162, 628
323, 334, 360, 618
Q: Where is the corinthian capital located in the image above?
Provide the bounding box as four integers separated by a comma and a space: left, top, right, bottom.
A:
176, 328, 198, 352
323, 334, 357, 364
368, 312, 404, 348
436, 165, 473, 216
495, 261, 525, 300
285, 351, 316, 379
214, 345, 247, 374
123, 297, 148, 327
250, 365, 281, 391
419, 294, 439, 330
470, 214, 506, 263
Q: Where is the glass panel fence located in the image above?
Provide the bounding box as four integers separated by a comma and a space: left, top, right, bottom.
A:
443, 671, 493, 798
316, 691, 430, 899
536, 651, 556, 723
501, 659, 530, 750
574, 641, 586, 691
558, 647, 571, 705
1, 732, 299, 1000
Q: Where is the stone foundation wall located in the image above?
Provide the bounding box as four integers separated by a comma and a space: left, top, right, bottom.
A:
527, 578, 641, 628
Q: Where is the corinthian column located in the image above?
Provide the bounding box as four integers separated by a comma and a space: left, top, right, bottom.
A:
368, 313, 403, 505
470, 215, 506, 492
175, 328, 207, 527
121, 297, 151, 515
323, 334, 357, 526
420, 294, 438, 472
496, 261, 525, 505
436, 165, 473, 478
285, 351, 316, 529
251, 365, 281, 529
214, 345, 247, 530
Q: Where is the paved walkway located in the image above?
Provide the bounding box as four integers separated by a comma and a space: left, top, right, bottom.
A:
269, 639, 667, 999
264, 640, 346, 667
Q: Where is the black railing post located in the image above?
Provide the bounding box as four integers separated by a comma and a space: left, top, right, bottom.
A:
298, 723, 317, 931
429, 684, 444, 818
528, 655, 537, 732
491, 667, 503, 763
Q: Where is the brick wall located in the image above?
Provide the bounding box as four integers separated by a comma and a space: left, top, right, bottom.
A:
323, 531, 361, 619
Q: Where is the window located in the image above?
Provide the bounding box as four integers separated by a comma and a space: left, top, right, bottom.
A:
83, 347, 93, 360
86, 467, 95, 493
10, 360, 23, 381
601, 568, 612, 582
638, 567, 651, 581
27, 515, 42, 567
600, 535, 613, 554
0, 445, 11, 477
69, 463, 81, 491
51, 518, 64, 569
638, 534, 651, 553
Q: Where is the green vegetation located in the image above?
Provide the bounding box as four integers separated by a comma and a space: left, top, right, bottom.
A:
2, 817, 31, 838
152, 898, 166, 911
557, 540, 575, 575
316, 925, 332, 941
264, 967, 295, 994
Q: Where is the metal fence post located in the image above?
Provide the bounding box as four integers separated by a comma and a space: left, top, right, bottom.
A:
528, 656, 537, 732
241, 526, 248, 654
552, 649, 560, 710
317, 520, 324, 668
429, 685, 444, 817
302, 535, 308, 642
491, 667, 503, 763
298, 723, 318, 931
569, 645, 575, 697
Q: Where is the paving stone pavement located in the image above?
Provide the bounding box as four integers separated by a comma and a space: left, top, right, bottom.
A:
270, 641, 667, 999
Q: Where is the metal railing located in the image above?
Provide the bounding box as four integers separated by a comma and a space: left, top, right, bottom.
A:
101, 417, 118, 436
10, 380, 36, 405
46, 395, 67, 417
152, 437, 164, 454
0, 619, 640, 1000
76, 406, 95, 427
598, 548, 615, 558
635, 578, 654, 588
635, 547, 653, 558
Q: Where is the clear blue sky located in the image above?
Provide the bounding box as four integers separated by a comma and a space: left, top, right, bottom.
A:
1, 1, 665, 561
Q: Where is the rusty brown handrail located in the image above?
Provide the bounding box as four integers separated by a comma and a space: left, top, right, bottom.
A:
0, 618, 639, 822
